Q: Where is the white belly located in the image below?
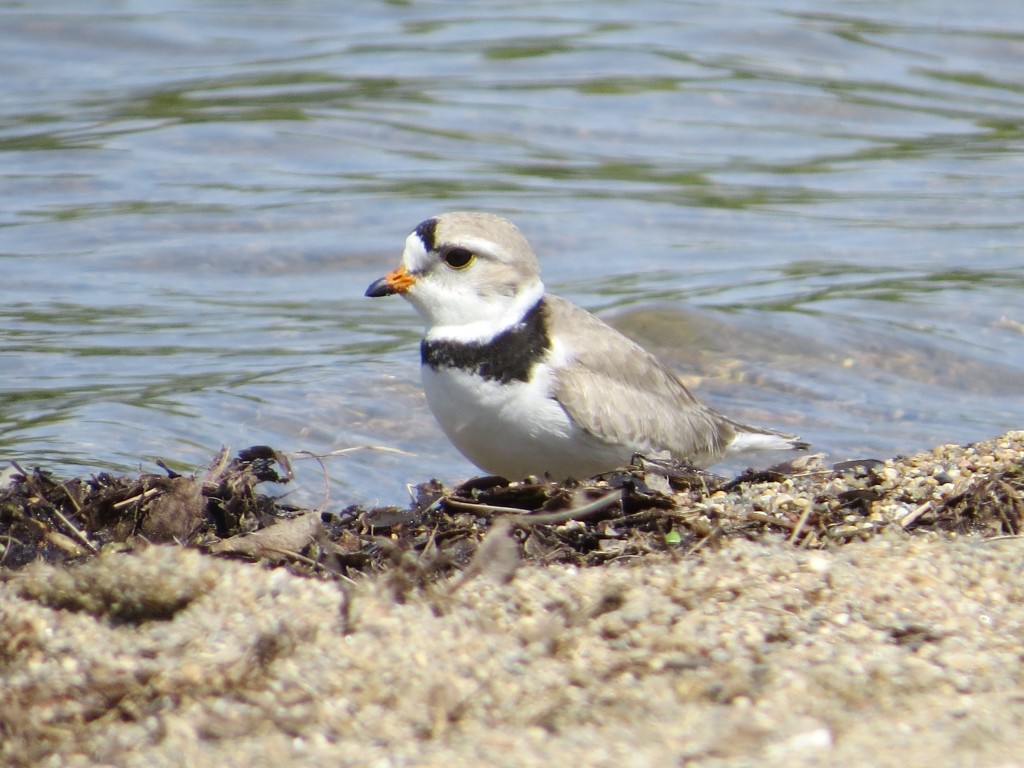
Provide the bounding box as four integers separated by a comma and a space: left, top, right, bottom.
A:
421, 363, 628, 480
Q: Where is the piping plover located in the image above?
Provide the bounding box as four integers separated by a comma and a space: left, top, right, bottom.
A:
366, 212, 807, 480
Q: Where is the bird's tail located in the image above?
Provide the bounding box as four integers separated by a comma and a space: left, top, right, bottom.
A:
723, 418, 809, 457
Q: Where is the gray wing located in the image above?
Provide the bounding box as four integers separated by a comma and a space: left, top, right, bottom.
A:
543, 295, 735, 464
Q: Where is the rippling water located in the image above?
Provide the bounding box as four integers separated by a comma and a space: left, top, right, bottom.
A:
2, 1, 1023, 504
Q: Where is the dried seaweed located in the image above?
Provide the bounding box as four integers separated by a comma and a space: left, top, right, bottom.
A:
2, 434, 1023, 579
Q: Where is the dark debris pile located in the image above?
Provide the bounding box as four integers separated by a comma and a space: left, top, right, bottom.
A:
2, 435, 1023, 578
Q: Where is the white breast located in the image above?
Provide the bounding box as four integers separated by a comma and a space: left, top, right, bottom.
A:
421, 362, 628, 480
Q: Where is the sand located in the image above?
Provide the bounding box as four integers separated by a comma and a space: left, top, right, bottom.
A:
3, 434, 1024, 767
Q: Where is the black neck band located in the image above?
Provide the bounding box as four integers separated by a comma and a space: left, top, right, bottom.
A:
421, 298, 550, 384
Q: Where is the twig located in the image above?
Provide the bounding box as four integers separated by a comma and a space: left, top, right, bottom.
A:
443, 497, 540, 516
0, 534, 21, 565
744, 509, 797, 530
10, 459, 91, 552
112, 488, 161, 509
49, 506, 98, 553
59, 482, 83, 513
445, 488, 626, 527
682, 530, 717, 558
507, 489, 625, 526
899, 501, 932, 529
203, 446, 232, 484
788, 502, 815, 546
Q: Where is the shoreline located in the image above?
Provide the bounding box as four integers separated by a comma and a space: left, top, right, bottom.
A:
2, 431, 1023, 766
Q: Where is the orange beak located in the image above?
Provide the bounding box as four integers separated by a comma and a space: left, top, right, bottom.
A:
365, 265, 416, 297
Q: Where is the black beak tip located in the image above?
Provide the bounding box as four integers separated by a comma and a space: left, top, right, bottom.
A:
365, 277, 395, 298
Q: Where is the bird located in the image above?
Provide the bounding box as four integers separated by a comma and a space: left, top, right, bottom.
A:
366, 211, 808, 481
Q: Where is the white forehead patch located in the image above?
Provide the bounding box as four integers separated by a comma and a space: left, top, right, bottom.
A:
401, 230, 432, 273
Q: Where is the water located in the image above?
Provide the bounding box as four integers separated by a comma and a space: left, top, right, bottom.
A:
2, 1, 1023, 506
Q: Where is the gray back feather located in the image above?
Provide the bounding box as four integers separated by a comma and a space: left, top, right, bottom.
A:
543, 295, 735, 464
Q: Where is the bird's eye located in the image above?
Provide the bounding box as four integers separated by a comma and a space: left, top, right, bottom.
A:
441, 247, 475, 270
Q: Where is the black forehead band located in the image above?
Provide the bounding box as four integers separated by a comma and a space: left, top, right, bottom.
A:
414, 217, 440, 252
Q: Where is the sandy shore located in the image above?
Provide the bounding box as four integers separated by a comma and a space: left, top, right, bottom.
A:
2, 432, 1023, 767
